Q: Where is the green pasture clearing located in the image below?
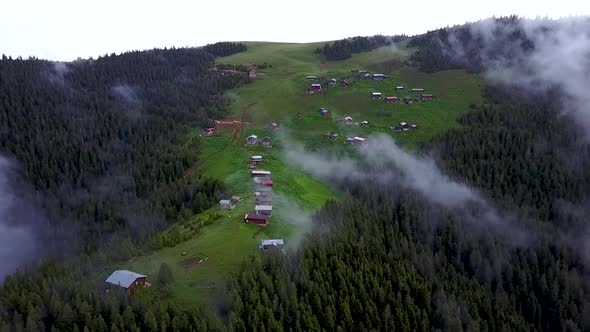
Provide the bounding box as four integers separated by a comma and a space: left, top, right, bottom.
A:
115, 41, 483, 304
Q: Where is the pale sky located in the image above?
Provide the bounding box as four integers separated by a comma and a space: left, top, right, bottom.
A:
1, 0, 588, 61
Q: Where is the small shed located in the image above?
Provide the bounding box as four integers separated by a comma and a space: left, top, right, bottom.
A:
230, 196, 242, 203
250, 155, 263, 163
410, 124, 417, 130
328, 78, 337, 86
341, 80, 350, 88
361, 121, 369, 126
271, 122, 279, 130
254, 191, 272, 197
259, 136, 272, 147
255, 205, 273, 216
344, 116, 353, 125
219, 199, 235, 210
403, 97, 412, 104
105, 270, 147, 293
259, 239, 285, 252
395, 86, 404, 91
248, 70, 257, 79
421, 93, 433, 100
411, 88, 425, 93
325, 133, 339, 140
306, 75, 317, 80
202, 127, 216, 136
319, 108, 331, 117
245, 214, 268, 226
245, 135, 258, 145
385, 96, 398, 104
371, 92, 382, 99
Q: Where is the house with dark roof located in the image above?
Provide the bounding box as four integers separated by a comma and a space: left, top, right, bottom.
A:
385, 96, 398, 104
259, 136, 272, 147
372, 73, 387, 80
245, 213, 268, 226
105, 270, 147, 293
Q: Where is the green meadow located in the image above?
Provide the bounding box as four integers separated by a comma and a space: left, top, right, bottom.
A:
114, 41, 483, 304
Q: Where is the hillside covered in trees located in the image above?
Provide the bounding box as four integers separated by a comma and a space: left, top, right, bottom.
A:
315, 35, 406, 60
0, 44, 247, 259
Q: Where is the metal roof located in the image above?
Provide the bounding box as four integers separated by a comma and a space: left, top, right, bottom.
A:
105, 270, 146, 288
220, 199, 231, 204
260, 239, 284, 246
255, 205, 273, 210
372, 92, 382, 95
247, 135, 258, 139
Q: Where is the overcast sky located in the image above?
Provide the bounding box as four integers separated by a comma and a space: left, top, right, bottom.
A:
1, 0, 588, 61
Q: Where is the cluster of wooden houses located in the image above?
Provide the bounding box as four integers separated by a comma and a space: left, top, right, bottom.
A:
392, 121, 418, 132
243, 155, 274, 227
245, 135, 272, 147
371, 87, 434, 104
305, 75, 350, 94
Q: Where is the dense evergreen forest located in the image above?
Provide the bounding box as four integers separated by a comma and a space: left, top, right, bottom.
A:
315, 35, 406, 60
407, 16, 536, 73
0, 45, 247, 255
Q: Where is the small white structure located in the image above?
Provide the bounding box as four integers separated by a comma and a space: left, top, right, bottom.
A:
220, 199, 235, 210
371, 92, 382, 99
396, 86, 404, 91
361, 121, 369, 126
255, 205, 273, 216
259, 239, 285, 252
372, 73, 386, 80
344, 116, 353, 125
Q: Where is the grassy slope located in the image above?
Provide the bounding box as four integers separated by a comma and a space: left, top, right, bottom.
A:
115, 41, 483, 304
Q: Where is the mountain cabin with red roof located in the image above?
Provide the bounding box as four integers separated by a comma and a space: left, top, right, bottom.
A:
245, 213, 268, 226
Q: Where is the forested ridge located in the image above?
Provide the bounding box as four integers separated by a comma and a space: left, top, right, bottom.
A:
315, 35, 407, 61
0, 45, 247, 253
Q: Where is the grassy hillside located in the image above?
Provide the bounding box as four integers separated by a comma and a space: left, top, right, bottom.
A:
114, 41, 483, 304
